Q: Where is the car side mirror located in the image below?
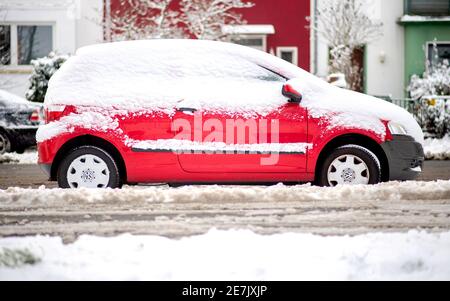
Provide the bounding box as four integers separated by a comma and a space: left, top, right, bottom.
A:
282, 84, 302, 103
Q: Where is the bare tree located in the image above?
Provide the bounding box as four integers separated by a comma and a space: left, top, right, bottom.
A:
111, 0, 184, 40
311, 0, 383, 91
180, 0, 253, 40
108, 0, 253, 41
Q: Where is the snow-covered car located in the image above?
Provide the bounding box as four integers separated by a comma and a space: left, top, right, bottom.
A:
0, 89, 43, 155
37, 40, 424, 188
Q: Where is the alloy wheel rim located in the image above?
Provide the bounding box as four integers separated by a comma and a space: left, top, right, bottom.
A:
67, 154, 110, 188
327, 154, 370, 186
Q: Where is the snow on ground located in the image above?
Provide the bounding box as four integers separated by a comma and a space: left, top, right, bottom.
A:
0, 229, 449, 280
1, 180, 450, 206
0, 151, 37, 165
424, 136, 450, 160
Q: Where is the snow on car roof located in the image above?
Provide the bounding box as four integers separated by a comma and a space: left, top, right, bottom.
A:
45, 39, 298, 116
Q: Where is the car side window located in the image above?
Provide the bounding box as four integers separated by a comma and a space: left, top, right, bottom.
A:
254, 66, 287, 82
172, 50, 285, 83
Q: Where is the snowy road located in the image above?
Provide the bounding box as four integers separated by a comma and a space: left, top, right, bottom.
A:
0, 181, 449, 241
0, 160, 450, 189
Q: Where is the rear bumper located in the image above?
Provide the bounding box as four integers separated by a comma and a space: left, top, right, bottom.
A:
381, 135, 424, 181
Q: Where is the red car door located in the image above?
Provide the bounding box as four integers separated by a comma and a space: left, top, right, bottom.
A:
175, 102, 309, 173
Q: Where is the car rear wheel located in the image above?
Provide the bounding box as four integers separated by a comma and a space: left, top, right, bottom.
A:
0, 131, 11, 155
317, 145, 381, 187
57, 146, 121, 189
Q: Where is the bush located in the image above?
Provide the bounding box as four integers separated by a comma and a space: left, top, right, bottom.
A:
408, 60, 450, 100
420, 97, 450, 139
26, 52, 69, 103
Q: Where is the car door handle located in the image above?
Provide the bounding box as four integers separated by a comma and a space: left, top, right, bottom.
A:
177, 107, 197, 113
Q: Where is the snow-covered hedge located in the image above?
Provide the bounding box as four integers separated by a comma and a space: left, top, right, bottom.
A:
408, 60, 450, 100
26, 52, 69, 103
419, 97, 450, 138
407, 43, 449, 137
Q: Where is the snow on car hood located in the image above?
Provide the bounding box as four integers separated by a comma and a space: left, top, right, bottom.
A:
44, 39, 423, 144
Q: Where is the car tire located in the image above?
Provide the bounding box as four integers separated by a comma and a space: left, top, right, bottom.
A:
15, 148, 25, 154
317, 144, 381, 187
57, 145, 122, 189
0, 130, 11, 155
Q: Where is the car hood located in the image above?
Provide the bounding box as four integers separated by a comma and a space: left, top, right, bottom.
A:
287, 76, 424, 145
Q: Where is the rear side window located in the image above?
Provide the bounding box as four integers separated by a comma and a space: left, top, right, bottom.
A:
170, 50, 285, 83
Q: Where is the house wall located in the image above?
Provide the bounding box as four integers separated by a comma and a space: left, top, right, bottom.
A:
0, 0, 103, 98
403, 22, 450, 88
108, 0, 311, 71
238, 0, 311, 71
315, 0, 405, 98
365, 0, 405, 99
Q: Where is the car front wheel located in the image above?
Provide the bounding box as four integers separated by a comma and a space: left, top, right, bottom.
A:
57, 146, 121, 189
317, 145, 381, 187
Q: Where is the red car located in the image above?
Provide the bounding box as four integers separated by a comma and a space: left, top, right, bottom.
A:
37, 40, 424, 189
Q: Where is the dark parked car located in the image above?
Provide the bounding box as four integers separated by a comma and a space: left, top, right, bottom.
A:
0, 89, 43, 154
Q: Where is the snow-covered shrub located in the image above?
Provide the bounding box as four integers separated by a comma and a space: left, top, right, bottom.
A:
408, 43, 450, 137
420, 97, 450, 138
26, 52, 69, 103
408, 60, 450, 100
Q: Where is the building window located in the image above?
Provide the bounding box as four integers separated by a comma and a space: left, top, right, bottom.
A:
17, 26, 53, 65
427, 42, 450, 66
0, 25, 11, 65
231, 35, 267, 52
0, 24, 53, 66
405, 0, 450, 16
276, 47, 298, 66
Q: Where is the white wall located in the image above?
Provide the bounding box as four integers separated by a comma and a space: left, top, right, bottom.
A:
314, 0, 405, 98
366, 0, 404, 99
0, 0, 103, 98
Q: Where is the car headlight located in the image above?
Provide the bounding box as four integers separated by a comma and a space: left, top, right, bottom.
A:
388, 122, 407, 135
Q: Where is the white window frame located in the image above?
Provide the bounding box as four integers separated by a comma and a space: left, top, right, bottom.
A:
276, 47, 299, 66
0, 22, 55, 70
231, 34, 268, 52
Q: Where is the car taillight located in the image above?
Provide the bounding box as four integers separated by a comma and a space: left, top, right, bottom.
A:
30, 109, 40, 122
45, 105, 69, 123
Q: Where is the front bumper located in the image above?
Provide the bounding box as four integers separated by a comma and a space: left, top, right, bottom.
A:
381, 135, 424, 181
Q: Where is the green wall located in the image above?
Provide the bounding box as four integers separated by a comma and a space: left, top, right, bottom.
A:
404, 22, 450, 93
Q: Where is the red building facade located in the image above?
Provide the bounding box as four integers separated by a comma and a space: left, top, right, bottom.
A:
106, 0, 311, 71
232, 0, 311, 71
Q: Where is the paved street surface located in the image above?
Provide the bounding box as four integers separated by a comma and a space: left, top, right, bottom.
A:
0, 161, 449, 241
1, 161, 449, 189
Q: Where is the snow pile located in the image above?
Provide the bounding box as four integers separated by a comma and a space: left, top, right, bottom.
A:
0, 151, 37, 165
423, 136, 450, 160
43, 40, 423, 144
1, 180, 450, 206
1, 229, 450, 280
